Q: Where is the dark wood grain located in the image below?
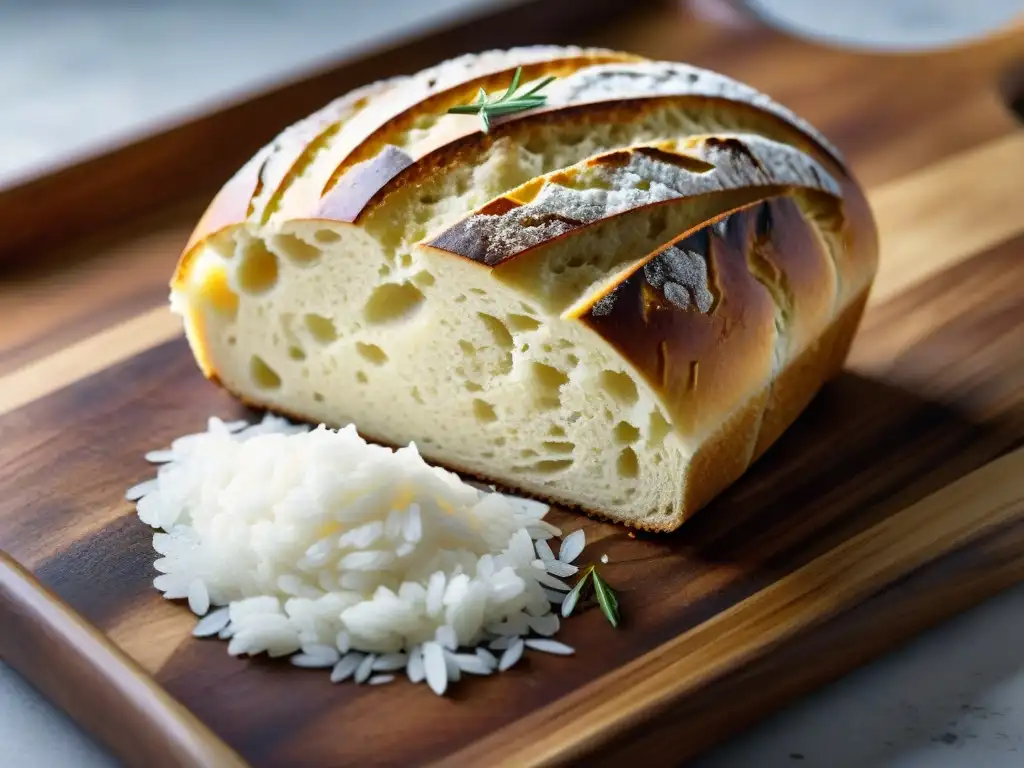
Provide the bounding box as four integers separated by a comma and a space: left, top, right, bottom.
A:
1, 1, 1023, 766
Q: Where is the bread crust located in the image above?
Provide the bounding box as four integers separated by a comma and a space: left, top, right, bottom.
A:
319, 94, 851, 226
321, 53, 640, 195
423, 135, 840, 268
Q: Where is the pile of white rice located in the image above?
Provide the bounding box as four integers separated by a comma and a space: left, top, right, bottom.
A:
126, 415, 587, 694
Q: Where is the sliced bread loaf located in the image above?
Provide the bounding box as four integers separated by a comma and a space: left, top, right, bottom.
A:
171, 46, 878, 531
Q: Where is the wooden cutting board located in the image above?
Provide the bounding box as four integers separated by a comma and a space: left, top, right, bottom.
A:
1, 2, 1023, 766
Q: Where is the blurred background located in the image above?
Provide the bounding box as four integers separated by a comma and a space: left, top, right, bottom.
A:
2, 0, 1021, 185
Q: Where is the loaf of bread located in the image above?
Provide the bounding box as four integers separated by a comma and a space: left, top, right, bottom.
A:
170, 46, 878, 531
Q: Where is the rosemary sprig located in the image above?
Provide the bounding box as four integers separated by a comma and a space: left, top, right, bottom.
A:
447, 67, 555, 133
592, 570, 620, 628
561, 565, 620, 628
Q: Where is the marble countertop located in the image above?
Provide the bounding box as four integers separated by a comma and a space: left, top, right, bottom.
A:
2, 1, 1023, 766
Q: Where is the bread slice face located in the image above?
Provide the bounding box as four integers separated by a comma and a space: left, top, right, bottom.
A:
172, 47, 878, 531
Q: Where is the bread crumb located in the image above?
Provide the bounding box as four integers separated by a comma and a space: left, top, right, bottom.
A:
600, 554, 609, 564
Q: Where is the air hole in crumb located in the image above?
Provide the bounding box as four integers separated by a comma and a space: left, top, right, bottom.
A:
568, 412, 582, 424
566, 354, 579, 367
236, 239, 279, 294
399, 252, 413, 268
465, 381, 483, 392
531, 459, 573, 473
378, 264, 391, 277
458, 340, 475, 356
542, 441, 575, 454
617, 447, 639, 478
521, 343, 530, 353
413, 271, 435, 287
613, 422, 641, 444
196, 265, 239, 319
273, 234, 320, 265
506, 313, 541, 332
634, 179, 651, 191
363, 281, 425, 325
520, 448, 539, 458
529, 362, 568, 410
542, 344, 553, 353
599, 370, 638, 406
288, 345, 306, 361
472, 399, 497, 423
548, 425, 566, 437
648, 410, 672, 447
313, 392, 325, 403
652, 454, 664, 466
411, 387, 424, 404
469, 288, 487, 296
227, 336, 237, 346
250, 355, 281, 390
356, 343, 388, 365
493, 437, 506, 447
304, 314, 337, 343
314, 229, 340, 244
478, 313, 513, 349
455, 295, 467, 304
355, 370, 368, 384
481, 451, 495, 459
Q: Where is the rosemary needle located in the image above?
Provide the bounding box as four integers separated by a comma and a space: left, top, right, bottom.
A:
561, 565, 621, 628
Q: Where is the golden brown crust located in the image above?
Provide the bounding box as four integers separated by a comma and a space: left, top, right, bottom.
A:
253, 82, 397, 225
424, 134, 841, 271
171, 149, 268, 289
320, 94, 850, 226
321, 53, 641, 196
751, 284, 869, 462
680, 390, 769, 518
580, 199, 786, 438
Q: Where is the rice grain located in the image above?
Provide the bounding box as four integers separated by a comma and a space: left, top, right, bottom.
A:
132, 414, 602, 697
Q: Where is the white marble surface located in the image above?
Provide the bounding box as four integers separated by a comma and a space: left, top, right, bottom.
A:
2, 1, 1024, 766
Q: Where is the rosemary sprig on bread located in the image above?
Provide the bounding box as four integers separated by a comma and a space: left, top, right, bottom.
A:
447, 67, 555, 132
